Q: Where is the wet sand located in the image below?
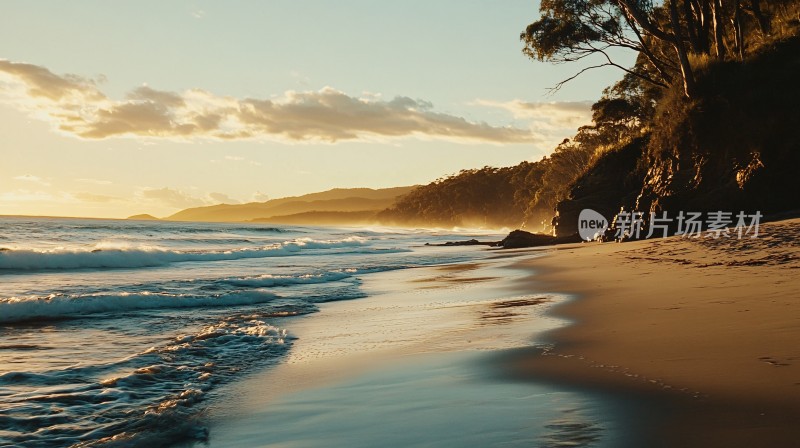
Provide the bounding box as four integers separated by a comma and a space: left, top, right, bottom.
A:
508, 218, 800, 447
203, 253, 636, 447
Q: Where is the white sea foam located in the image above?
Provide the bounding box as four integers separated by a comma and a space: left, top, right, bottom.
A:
223, 272, 352, 287
0, 290, 280, 324
0, 217, 489, 447
0, 237, 369, 271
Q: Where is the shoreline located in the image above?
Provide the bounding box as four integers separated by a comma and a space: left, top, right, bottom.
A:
204, 251, 638, 447
505, 218, 800, 447
199, 218, 798, 447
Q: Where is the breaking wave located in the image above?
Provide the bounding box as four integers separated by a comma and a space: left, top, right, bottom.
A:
0, 316, 292, 447
0, 290, 281, 324
0, 237, 369, 271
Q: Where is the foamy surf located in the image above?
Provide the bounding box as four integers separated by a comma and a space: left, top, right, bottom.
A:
223, 272, 352, 287
0, 216, 503, 447
0, 313, 292, 447
0, 266, 411, 324
0, 237, 370, 271
0, 290, 283, 324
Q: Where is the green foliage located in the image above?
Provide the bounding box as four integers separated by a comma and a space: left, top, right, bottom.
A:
553, 137, 648, 237
640, 35, 800, 213
521, 0, 622, 60
378, 49, 658, 231
522, 0, 799, 97
380, 0, 800, 232
377, 139, 599, 231
521, 0, 676, 91
377, 165, 533, 229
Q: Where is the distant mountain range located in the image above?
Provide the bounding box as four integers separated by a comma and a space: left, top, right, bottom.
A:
129, 186, 416, 224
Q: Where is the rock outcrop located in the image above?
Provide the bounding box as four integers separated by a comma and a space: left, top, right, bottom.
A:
554, 138, 646, 238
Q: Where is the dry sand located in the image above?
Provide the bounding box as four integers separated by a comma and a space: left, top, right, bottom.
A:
509, 218, 800, 447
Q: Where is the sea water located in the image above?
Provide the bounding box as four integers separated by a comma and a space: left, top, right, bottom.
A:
0, 216, 503, 446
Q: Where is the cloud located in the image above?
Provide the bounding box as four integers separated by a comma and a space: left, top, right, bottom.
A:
289, 70, 310, 87
73, 192, 122, 203
0, 60, 535, 144
138, 187, 209, 209
0, 189, 62, 202
209, 192, 240, 204
220, 155, 261, 166
251, 191, 270, 202
136, 188, 242, 209
474, 99, 593, 132
76, 178, 113, 185
13, 174, 51, 186
0, 60, 105, 102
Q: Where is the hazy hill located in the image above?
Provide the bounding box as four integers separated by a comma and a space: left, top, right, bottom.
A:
127, 214, 160, 220
166, 186, 415, 223
251, 211, 379, 226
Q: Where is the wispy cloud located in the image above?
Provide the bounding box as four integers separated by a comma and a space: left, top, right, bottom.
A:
76, 178, 113, 185
289, 70, 310, 87
138, 187, 209, 209
13, 174, 51, 186
218, 155, 262, 166
0, 189, 61, 202
473, 99, 593, 134
251, 191, 270, 202
209, 192, 240, 204
136, 187, 243, 209
0, 60, 535, 144
73, 192, 122, 203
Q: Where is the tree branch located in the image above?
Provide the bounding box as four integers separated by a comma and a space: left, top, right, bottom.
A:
547, 63, 614, 94
590, 44, 671, 88
615, 0, 676, 43
619, 12, 675, 84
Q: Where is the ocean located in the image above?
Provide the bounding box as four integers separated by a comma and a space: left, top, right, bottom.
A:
0, 216, 511, 446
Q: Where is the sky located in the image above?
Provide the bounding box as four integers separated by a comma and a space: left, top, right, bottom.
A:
0, 0, 631, 218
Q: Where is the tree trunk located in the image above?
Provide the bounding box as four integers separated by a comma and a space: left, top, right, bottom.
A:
670, 0, 697, 98
712, 0, 727, 60
621, 13, 674, 85
684, 0, 702, 53
699, 0, 712, 54
732, 1, 745, 59
616, 0, 674, 42
750, 0, 771, 35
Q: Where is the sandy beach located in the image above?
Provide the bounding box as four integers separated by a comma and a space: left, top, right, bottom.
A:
198, 219, 800, 447
509, 218, 800, 447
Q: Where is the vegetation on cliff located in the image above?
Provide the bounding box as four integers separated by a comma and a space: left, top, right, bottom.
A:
382, 0, 800, 235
